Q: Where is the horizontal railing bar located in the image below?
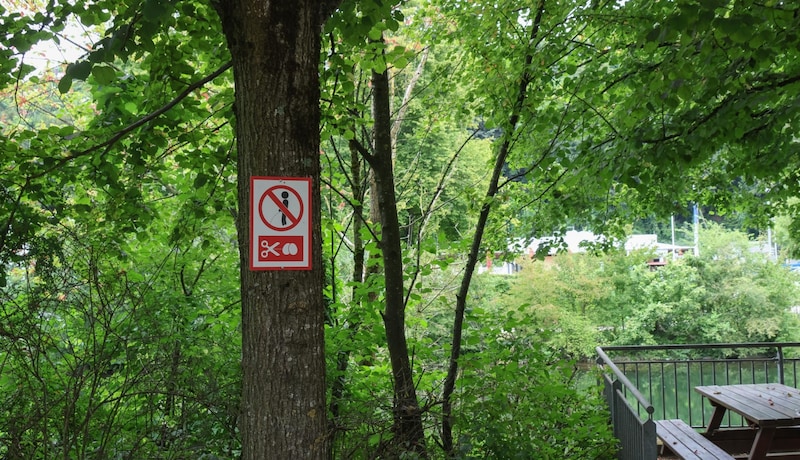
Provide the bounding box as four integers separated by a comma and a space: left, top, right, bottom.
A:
612, 358, 781, 364
600, 342, 800, 352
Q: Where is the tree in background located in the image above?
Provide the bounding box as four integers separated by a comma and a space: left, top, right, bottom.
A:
774, 200, 800, 260
499, 224, 800, 354
688, 223, 800, 343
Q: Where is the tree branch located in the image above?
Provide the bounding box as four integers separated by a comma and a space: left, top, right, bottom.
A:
25, 61, 233, 183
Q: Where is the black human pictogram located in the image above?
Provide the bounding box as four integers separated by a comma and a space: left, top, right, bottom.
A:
281, 191, 290, 226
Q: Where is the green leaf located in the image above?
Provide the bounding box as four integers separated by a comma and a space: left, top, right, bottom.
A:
194, 173, 208, 188
125, 270, 145, 282
368, 28, 383, 41
57, 75, 73, 94
91, 65, 117, 85
392, 56, 408, 69
66, 60, 92, 81
143, 0, 169, 21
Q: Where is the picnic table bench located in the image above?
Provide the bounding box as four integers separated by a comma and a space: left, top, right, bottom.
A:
656, 419, 734, 460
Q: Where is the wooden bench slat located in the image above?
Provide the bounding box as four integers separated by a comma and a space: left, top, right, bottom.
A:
656, 419, 735, 460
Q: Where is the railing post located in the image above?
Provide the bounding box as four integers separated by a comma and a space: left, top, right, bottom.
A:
643, 415, 657, 460
777, 345, 785, 385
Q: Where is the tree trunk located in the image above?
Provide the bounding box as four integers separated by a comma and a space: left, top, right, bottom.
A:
214, 1, 340, 458
346, 45, 429, 455
441, 1, 545, 455
370, 67, 427, 455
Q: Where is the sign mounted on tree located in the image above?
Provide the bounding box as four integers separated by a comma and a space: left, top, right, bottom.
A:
250, 177, 312, 270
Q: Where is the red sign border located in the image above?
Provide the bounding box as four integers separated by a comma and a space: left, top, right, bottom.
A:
250, 176, 312, 271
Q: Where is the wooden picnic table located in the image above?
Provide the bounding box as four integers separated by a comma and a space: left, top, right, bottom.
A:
695, 383, 800, 460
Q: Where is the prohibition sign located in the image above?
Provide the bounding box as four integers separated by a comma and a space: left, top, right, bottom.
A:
250, 176, 311, 271
259, 185, 303, 231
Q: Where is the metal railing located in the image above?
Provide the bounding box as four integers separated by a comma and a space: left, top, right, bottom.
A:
597, 346, 657, 460
596, 343, 800, 460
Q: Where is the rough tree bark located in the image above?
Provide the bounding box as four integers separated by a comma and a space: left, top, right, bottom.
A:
213, 1, 341, 459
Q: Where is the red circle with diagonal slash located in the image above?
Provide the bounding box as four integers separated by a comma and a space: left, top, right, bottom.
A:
258, 185, 303, 231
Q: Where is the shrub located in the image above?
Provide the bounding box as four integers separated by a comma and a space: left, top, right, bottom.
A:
452, 317, 618, 459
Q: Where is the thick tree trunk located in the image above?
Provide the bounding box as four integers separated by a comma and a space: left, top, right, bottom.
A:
214, 1, 339, 459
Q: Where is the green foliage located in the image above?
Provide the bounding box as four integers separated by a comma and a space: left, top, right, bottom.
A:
613, 261, 725, 345
501, 224, 800, 353
5, 0, 800, 457
773, 199, 800, 260
0, 0, 232, 273
394, 109, 494, 244
452, 313, 617, 459
0, 2, 238, 444
600, 0, 800, 225
686, 223, 800, 343
496, 251, 634, 358
324, 252, 619, 459
0, 218, 241, 459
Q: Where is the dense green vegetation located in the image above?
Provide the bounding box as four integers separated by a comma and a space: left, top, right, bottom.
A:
3, 0, 800, 458
494, 223, 800, 359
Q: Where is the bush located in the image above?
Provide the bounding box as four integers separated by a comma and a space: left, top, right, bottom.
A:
451, 316, 618, 459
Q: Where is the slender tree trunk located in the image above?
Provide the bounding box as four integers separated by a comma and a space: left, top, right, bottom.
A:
214, 1, 340, 458
391, 47, 430, 146
441, 1, 545, 455
342, 43, 429, 455
369, 65, 427, 455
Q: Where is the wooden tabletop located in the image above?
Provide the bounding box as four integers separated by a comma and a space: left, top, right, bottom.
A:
695, 383, 800, 427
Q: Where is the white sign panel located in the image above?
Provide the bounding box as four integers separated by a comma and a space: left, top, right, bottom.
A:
250, 176, 311, 270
